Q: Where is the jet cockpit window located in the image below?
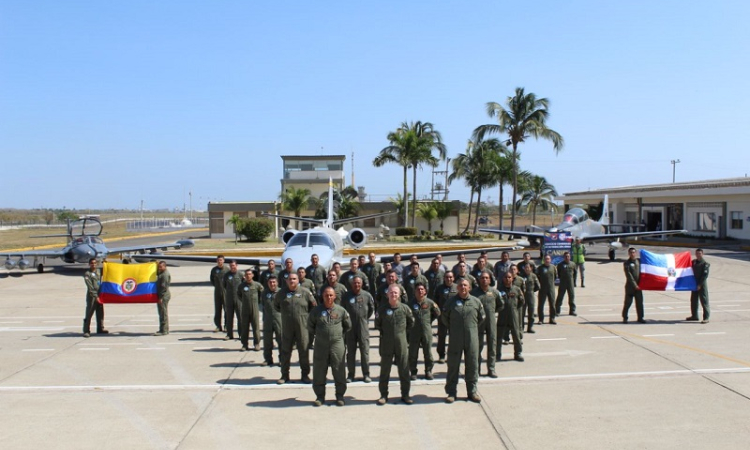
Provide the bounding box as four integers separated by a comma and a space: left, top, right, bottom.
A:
562, 208, 589, 225
287, 233, 308, 248
308, 233, 334, 249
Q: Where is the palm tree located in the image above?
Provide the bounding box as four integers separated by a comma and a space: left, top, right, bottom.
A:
279, 187, 311, 229
374, 121, 446, 227
433, 201, 454, 233
226, 214, 242, 244
416, 202, 438, 234
474, 87, 564, 233
388, 193, 407, 226
515, 175, 558, 225
449, 138, 508, 234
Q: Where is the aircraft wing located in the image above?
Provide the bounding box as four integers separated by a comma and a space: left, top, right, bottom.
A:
377, 245, 521, 263
478, 228, 545, 240
579, 229, 688, 242
132, 253, 280, 267
106, 241, 193, 256
0, 249, 65, 259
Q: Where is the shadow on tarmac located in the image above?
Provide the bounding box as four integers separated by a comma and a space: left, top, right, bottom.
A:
245, 397, 305, 408
220, 376, 277, 385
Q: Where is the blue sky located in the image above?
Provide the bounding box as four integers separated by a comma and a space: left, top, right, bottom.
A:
1, 1, 748, 210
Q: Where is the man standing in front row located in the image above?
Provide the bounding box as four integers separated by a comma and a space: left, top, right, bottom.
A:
375, 284, 415, 405
687, 248, 710, 324
472, 272, 503, 378
222, 261, 243, 340
408, 283, 440, 381
342, 276, 375, 383
555, 252, 577, 316
308, 286, 352, 407
622, 247, 644, 323
154, 261, 171, 336
536, 255, 557, 324
497, 272, 524, 362
274, 273, 317, 384
443, 279, 485, 403
83, 258, 108, 338
261, 275, 282, 366
209, 255, 229, 333
238, 269, 263, 351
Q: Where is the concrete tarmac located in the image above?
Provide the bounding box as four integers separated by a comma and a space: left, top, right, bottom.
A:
1, 245, 749, 449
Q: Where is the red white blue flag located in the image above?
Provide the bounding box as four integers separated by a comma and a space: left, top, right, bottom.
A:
638, 250, 696, 291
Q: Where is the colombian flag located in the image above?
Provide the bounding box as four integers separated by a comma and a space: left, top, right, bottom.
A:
99, 262, 158, 303
638, 250, 697, 291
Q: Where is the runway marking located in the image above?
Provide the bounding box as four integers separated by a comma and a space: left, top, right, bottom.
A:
42, 320, 65, 323
656, 306, 675, 310
136, 347, 165, 351
0, 321, 23, 324
612, 330, 750, 367
696, 332, 726, 335
131, 319, 156, 322
79, 342, 139, 346
80, 348, 109, 351
177, 319, 202, 322
591, 336, 621, 339
21, 348, 54, 352
588, 309, 611, 312
536, 338, 567, 341
643, 334, 675, 337
1, 367, 748, 393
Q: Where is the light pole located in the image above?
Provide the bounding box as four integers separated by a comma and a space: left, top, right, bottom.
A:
670, 159, 681, 183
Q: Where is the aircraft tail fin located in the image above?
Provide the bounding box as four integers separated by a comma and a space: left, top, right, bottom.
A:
601, 195, 610, 226
325, 178, 334, 228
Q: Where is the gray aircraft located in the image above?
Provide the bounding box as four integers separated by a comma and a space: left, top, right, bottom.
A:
1, 217, 194, 273
480, 195, 687, 260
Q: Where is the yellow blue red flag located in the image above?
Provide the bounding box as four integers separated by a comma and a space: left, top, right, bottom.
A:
99, 261, 158, 303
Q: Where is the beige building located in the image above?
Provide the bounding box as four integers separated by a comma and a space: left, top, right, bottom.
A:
281, 155, 346, 199
558, 177, 750, 240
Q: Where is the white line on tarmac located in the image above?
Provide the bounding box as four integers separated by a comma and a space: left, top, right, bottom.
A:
79, 342, 139, 346
136, 347, 165, 350
2, 367, 748, 393
0, 321, 23, 324
588, 309, 611, 312
177, 319, 202, 322
536, 338, 567, 341
21, 349, 54, 352
591, 336, 621, 339
0, 327, 64, 332
643, 334, 675, 337
42, 320, 65, 323
79, 348, 109, 351
697, 332, 726, 335
131, 319, 156, 322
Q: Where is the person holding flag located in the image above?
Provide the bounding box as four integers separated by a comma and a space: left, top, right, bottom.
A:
154, 261, 171, 336
687, 249, 711, 324
82, 258, 108, 338
622, 248, 645, 323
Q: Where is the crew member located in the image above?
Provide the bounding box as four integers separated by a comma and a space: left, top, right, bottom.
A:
261, 275, 282, 366
571, 238, 586, 287
472, 272, 503, 378
342, 276, 375, 383
82, 258, 107, 338
222, 260, 243, 340
408, 283, 440, 380
238, 268, 263, 351
274, 273, 317, 384
555, 252, 577, 316
497, 272, 524, 362
536, 255, 557, 324
687, 248, 711, 324
375, 284, 415, 405
154, 261, 171, 336
434, 271, 457, 364
209, 255, 229, 333
623, 247, 644, 323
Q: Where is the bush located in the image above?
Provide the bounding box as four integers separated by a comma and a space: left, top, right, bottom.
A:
420, 230, 430, 236
238, 218, 274, 242
433, 230, 443, 237
395, 227, 418, 236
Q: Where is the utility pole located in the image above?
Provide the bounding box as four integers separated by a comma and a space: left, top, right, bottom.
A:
670, 159, 681, 183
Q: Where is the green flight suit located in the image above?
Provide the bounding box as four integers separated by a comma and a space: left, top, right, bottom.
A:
408, 297, 440, 376
83, 268, 104, 334
318, 282, 348, 305
156, 269, 171, 334
374, 302, 414, 399
274, 287, 317, 380
222, 271, 243, 339
455, 273, 477, 289
362, 262, 383, 296
434, 282, 458, 359
238, 280, 263, 348
442, 294, 485, 397
342, 289, 375, 379
472, 286, 504, 373
305, 264, 327, 298
424, 268, 445, 299
259, 267, 279, 292
402, 273, 429, 302
690, 258, 710, 320
521, 273, 540, 331
536, 264, 557, 322
210, 264, 230, 331
471, 268, 496, 287
262, 287, 282, 364
497, 283, 523, 360
340, 269, 370, 292
555, 261, 577, 315
299, 278, 316, 297
307, 303, 352, 401
623, 258, 644, 321
375, 272, 388, 292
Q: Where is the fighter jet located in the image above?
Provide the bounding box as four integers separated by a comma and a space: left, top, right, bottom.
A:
142, 180, 519, 270
480, 195, 687, 260
1, 217, 194, 273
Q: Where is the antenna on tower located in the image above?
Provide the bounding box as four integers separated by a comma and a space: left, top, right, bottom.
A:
351, 150, 355, 187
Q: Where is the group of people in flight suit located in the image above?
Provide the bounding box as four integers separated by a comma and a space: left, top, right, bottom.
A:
207, 242, 711, 406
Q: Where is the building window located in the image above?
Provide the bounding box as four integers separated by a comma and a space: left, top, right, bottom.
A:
695, 212, 717, 232
731, 211, 743, 230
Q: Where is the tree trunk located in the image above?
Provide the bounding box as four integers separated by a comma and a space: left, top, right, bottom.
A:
463, 190, 474, 235
510, 144, 518, 234
498, 180, 505, 239
402, 166, 408, 227
411, 166, 418, 228
473, 187, 483, 234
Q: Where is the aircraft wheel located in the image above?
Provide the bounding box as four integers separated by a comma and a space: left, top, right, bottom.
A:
608, 248, 616, 261
122, 259, 130, 264
37, 264, 44, 273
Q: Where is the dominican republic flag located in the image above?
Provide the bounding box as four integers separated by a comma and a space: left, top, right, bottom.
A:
99, 261, 158, 303
638, 250, 697, 291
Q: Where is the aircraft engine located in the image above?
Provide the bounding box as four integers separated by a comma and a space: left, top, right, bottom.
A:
346, 228, 368, 250
609, 241, 623, 250
517, 240, 531, 248
281, 229, 298, 245
4, 259, 16, 270
176, 239, 195, 249
17, 258, 31, 270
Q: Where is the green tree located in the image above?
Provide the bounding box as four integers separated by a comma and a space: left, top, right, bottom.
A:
416, 202, 438, 233
515, 175, 558, 225
388, 193, 407, 225
474, 87, 564, 233
226, 214, 243, 244
57, 210, 78, 223
279, 187, 312, 229
374, 121, 446, 227
433, 201, 454, 232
